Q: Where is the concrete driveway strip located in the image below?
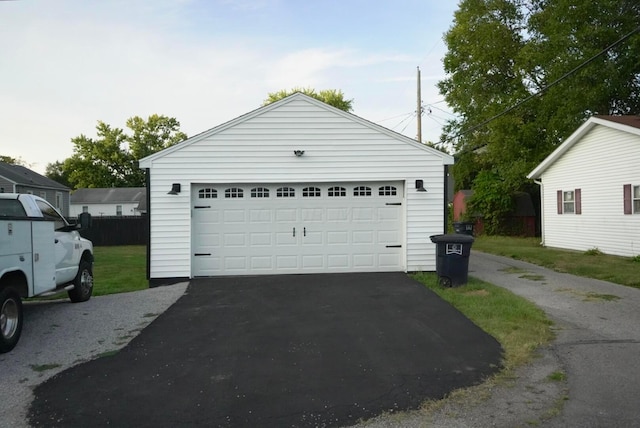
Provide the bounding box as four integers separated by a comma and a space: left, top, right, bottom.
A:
469, 251, 640, 428
27, 272, 502, 428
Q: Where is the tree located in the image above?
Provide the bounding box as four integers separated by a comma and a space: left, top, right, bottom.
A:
439, 0, 640, 232
263, 87, 354, 112
56, 115, 187, 189
0, 155, 28, 166
45, 161, 72, 188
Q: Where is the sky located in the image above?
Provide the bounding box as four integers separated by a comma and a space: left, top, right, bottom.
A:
0, 0, 459, 174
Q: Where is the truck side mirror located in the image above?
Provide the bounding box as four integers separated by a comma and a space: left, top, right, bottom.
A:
78, 212, 92, 230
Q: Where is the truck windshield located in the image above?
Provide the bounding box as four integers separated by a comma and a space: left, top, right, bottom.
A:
0, 199, 27, 217
35, 199, 68, 230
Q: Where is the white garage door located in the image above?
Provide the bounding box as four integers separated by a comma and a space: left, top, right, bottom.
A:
191, 181, 404, 276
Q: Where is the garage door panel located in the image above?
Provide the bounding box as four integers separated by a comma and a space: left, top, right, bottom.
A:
192, 181, 404, 276
223, 233, 246, 247
250, 210, 272, 222
327, 231, 348, 244
223, 210, 245, 223
250, 233, 272, 246
250, 256, 273, 270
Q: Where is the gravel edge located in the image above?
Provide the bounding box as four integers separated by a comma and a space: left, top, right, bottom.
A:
0, 283, 188, 428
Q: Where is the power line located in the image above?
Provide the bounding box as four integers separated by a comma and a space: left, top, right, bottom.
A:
444, 25, 640, 148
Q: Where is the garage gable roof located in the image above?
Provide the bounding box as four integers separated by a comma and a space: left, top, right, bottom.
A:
139, 93, 453, 167
527, 115, 640, 179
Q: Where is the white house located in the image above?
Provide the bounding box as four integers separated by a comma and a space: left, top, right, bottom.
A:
70, 188, 146, 217
139, 93, 454, 284
528, 115, 640, 257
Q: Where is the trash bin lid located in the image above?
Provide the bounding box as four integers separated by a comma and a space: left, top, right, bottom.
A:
429, 233, 475, 244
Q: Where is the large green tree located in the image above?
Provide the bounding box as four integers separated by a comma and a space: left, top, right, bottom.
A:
439, 0, 640, 233
54, 115, 187, 189
263, 88, 354, 112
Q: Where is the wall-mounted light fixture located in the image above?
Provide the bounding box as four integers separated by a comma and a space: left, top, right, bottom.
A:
294, 150, 305, 157
167, 183, 181, 195
415, 179, 427, 192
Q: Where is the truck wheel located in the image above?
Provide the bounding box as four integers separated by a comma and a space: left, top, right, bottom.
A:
68, 260, 93, 303
0, 287, 23, 353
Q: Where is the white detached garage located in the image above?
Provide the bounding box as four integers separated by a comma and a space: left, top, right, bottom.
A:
140, 93, 453, 285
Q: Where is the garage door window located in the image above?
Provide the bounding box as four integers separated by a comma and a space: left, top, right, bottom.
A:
379, 186, 397, 196
328, 186, 346, 197
277, 187, 295, 197
198, 188, 217, 199
251, 187, 269, 198
354, 186, 372, 196
303, 186, 321, 197
225, 188, 244, 198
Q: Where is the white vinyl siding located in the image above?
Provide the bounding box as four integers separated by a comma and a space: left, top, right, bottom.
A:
540, 125, 640, 256
142, 96, 452, 279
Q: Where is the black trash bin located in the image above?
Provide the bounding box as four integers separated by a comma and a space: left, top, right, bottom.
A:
453, 221, 475, 236
430, 233, 474, 287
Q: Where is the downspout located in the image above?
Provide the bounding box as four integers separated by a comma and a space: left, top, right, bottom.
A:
534, 179, 544, 246
145, 168, 151, 285
443, 165, 449, 234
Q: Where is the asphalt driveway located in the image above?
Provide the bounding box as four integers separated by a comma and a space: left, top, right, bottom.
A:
28, 272, 502, 428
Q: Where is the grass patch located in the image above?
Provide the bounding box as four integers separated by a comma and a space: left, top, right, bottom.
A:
412, 272, 554, 370
30, 363, 61, 372
499, 266, 528, 274
519, 274, 546, 282
548, 371, 566, 382
96, 350, 120, 358
93, 246, 147, 296
473, 236, 640, 288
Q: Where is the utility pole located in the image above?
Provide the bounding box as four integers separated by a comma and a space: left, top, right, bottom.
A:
416, 66, 422, 143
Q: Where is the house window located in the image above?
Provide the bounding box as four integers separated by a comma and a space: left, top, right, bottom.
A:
328, 186, 346, 197
82, 206, 88, 213
353, 186, 371, 197
0, 187, 4, 193
55, 192, 63, 210
251, 187, 269, 198
116, 205, 123, 216
627, 184, 640, 214
40, 191, 47, 199
277, 187, 295, 198
379, 186, 397, 196
557, 189, 581, 214
302, 187, 321, 197
563, 191, 574, 213
224, 188, 243, 198
198, 188, 217, 199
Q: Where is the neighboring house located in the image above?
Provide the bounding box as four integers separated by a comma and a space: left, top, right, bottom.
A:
139, 93, 454, 284
528, 115, 640, 257
0, 161, 70, 216
70, 187, 146, 217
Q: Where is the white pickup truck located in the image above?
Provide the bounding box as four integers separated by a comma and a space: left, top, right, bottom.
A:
0, 193, 94, 353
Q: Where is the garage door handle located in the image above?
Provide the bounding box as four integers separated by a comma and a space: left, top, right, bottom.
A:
386, 245, 402, 248
194, 253, 211, 256
386, 203, 402, 206
293, 227, 295, 237
303, 227, 306, 237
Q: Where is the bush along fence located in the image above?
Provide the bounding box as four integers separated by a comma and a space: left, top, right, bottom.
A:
79, 216, 148, 246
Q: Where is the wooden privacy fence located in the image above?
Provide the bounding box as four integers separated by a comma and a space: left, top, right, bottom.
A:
79, 216, 148, 246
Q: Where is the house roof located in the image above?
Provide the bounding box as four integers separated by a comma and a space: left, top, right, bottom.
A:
527, 115, 640, 179
71, 187, 146, 204
139, 92, 454, 167
0, 162, 69, 191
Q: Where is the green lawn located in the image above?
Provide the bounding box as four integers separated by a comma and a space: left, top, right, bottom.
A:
92, 245, 148, 296
473, 236, 640, 288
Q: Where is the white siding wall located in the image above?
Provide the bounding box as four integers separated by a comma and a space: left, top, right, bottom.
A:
541, 125, 640, 256
144, 98, 450, 279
